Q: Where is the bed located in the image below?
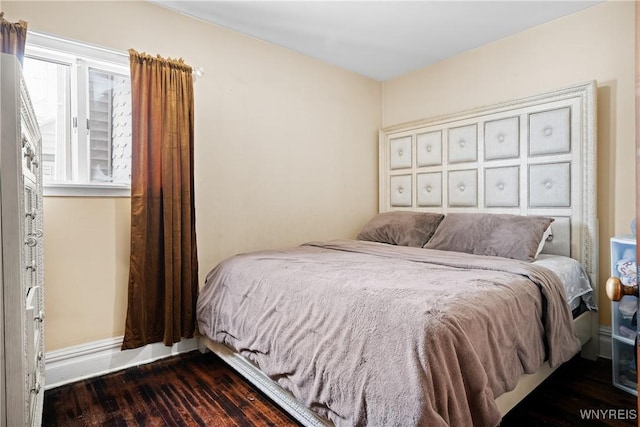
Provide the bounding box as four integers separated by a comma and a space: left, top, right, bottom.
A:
197, 81, 598, 426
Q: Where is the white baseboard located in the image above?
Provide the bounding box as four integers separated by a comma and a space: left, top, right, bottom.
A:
599, 325, 612, 360
43, 327, 614, 390
44, 336, 198, 390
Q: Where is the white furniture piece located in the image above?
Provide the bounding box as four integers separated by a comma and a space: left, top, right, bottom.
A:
0, 53, 45, 426
609, 235, 637, 396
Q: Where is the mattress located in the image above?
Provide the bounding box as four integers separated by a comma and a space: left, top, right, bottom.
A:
197, 240, 582, 427
533, 254, 597, 312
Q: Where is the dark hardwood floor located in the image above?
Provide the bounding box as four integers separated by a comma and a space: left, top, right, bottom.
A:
43, 351, 299, 427
502, 356, 637, 426
43, 351, 637, 426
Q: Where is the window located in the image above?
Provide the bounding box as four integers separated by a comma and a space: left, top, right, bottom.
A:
23, 32, 132, 196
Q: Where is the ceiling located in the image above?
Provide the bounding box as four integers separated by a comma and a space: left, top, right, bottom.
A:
152, 1, 603, 82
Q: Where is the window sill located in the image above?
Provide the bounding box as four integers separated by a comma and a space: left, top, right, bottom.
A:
44, 183, 131, 197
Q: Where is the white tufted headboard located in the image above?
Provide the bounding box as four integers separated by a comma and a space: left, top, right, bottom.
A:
379, 81, 597, 281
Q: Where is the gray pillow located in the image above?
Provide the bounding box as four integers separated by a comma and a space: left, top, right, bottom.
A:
423, 213, 554, 261
357, 211, 445, 247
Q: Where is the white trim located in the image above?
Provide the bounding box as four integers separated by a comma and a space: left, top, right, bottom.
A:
44, 336, 198, 390
599, 325, 612, 360
43, 183, 130, 197
26, 31, 129, 67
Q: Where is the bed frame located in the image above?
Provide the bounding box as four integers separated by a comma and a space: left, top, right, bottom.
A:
200, 81, 598, 425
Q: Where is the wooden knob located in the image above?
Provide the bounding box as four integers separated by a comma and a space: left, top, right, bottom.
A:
606, 276, 639, 301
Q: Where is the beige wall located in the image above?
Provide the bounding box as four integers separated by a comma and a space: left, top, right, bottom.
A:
42, 197, 131, 346
5, 0, 632, 350
382, 1, 635, 326
4, 1, 381, 350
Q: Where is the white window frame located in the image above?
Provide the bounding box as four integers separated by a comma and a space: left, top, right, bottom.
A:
25, 31, 132, 197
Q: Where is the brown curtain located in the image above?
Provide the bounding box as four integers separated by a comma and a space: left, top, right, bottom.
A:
122, 49, 198, 350
0, 12, 27, 64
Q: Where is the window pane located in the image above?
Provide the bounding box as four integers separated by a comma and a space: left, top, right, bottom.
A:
22, 57, 71, 182
88, 68, 132, 184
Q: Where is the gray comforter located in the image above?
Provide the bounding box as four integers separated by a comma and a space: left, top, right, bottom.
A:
196, 240, 581, 427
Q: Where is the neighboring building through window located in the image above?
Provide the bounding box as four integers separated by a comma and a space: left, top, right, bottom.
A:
23, 32, 132, 196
